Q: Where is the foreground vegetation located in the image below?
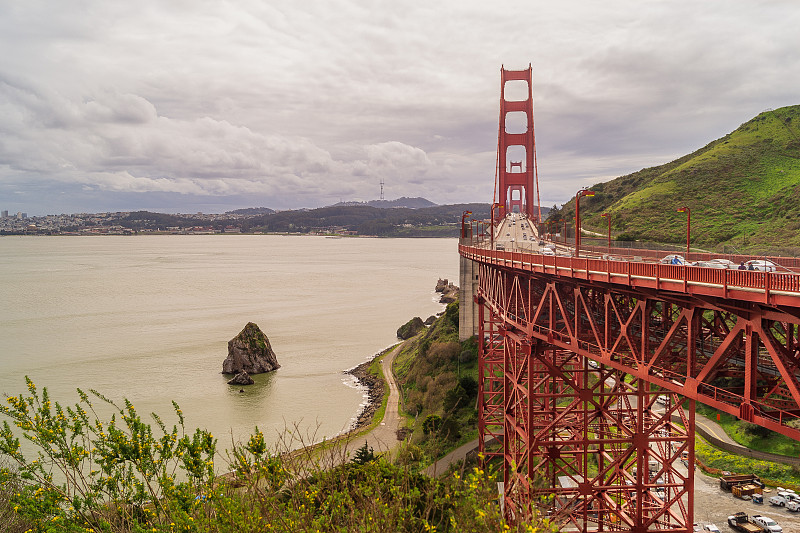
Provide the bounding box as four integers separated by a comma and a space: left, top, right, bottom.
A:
0, 376, 551, 531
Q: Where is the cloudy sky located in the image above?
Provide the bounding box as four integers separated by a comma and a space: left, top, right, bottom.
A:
1, 1, 798, 215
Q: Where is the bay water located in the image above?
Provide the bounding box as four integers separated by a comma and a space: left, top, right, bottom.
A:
0, 235, 458, 450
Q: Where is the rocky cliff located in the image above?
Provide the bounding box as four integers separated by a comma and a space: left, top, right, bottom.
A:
435, 278, 459, 304
222, 322, 281, 375
397, 317, 425, 340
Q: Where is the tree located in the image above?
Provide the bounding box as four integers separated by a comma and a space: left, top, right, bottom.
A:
422, 414, 442, 435
351, 442, 376, 465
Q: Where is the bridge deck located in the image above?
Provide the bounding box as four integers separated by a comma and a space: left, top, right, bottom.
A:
460, 244, 800, 308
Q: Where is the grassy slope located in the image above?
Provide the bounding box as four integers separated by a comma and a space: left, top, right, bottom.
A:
554, 104, 800, 251
392, 302, 481, 467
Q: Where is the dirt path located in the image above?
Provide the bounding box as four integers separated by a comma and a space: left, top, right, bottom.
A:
357, 342, 405, 456
313, 342, 407, 467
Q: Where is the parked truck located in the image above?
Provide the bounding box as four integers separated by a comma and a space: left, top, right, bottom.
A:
720, 474, 764, 492
727, 512, 768, 533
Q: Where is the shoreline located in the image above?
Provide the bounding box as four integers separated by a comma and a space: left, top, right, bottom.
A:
344, 347, 391, 431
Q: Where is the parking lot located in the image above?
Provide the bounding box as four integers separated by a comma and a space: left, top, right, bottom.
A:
694, 470, 800, 531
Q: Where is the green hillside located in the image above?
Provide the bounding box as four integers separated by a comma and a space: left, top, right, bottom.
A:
550, 104, 800, 252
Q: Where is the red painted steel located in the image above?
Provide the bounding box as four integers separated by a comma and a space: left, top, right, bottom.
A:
467, 241, 800, 529
470, 67, 799, 530
497, 66, 540, 222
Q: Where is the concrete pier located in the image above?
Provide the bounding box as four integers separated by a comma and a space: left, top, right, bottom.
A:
458, 249, 479, 341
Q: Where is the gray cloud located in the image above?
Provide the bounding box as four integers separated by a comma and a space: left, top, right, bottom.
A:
1, 0, 798, 214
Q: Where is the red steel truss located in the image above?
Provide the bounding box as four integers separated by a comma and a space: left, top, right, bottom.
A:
471, 66, 800, 529
467, 245, 800, 531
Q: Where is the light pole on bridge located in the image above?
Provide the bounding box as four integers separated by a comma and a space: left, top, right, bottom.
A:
575, 189, 595, 258
461, 210, 472, 240
677, 206, 691, 259
601, 212, 611, 251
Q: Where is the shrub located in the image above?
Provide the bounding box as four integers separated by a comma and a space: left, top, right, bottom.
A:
427, 342, 461, 365
0, 377, 217, 531
0, 379, 559, 532
443, 384, 468, 412
422, 414, 443, 435
459, 376, 479, 398
738, 420, 774, 439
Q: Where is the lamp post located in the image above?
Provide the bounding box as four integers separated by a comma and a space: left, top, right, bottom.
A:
677, 206, 691, 258
563, 220, 568, 245
601, 213, 611, 251
575, 189, 595, 258
461, 210, 472, 240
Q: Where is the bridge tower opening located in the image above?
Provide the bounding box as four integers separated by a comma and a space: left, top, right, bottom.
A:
496, 65, 540, 223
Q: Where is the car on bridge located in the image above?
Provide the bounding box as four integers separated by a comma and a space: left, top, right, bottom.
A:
745, 259, 781, 272
660, 254, 687, 265
693, 259, 737, 269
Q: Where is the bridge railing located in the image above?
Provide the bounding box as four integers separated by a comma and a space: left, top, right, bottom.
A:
475, 231, 800, 270
574, 242, 800, 270
460, 245, 800, 305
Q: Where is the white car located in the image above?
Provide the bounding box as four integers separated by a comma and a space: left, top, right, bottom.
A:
693, 259, 735, 269
751, 515, 782, 533
702, 524, 720, 533
786, 500, 800, 512
707, 258, 737, 269
745, 259, 780, 272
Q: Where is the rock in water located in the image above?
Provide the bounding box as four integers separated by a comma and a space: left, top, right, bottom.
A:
222, 322, 281, 375
227, 371, 254, 385
397, 317, 425, 340
438, 280, 459, 304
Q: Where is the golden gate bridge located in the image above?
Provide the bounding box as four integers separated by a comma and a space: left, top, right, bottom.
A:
458, 65, 800, 532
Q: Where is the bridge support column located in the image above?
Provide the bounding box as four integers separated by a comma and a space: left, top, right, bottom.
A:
459, 254, 479, 341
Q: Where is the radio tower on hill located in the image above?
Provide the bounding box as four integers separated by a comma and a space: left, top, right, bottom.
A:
380, 179, 385, 201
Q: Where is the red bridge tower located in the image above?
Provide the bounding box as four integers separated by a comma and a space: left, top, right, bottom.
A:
496, 65, 541, 223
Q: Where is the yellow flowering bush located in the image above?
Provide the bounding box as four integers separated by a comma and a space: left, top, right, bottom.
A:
1, 378, 553, 532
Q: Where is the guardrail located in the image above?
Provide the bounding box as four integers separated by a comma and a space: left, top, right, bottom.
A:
459, 244, 800, 307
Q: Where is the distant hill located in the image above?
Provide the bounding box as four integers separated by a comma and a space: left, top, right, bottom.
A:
111, 202, 552, 237
331, 197, 437, 209
549, 104, 800, 251
241, 203, 491, 237
226, 207, 275, 215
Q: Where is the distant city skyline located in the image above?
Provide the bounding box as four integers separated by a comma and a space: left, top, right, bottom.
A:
2, 1, 799, 216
